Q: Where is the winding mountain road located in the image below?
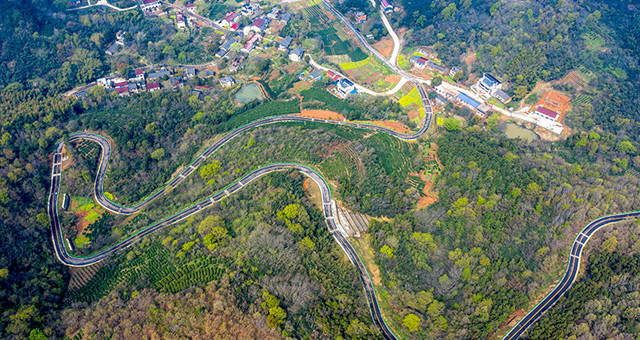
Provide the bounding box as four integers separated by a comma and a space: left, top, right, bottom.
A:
501, 210, 640, 339
48, 2, 637, 339
49, 91, 432, 337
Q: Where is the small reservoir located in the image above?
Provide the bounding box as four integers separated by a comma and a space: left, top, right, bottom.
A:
234, 83, 264, 104
504, 123, 538, 141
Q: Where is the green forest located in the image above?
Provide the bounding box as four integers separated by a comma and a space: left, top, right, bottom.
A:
1, 0, 640, 339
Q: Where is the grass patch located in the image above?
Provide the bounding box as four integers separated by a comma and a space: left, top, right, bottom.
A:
525, 93, 539, 105
80, 203, 95, 211
300, 88, 355, 114
348, 47, 368, 62
583, 32, 605, 51
85, 210, 101, 223
318, 27, 351, 55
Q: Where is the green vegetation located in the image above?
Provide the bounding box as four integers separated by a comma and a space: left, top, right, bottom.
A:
216, 100, 300, 132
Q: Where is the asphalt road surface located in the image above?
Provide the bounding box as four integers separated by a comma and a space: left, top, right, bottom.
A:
48, 106, 435, 338
502, 210, 640, 339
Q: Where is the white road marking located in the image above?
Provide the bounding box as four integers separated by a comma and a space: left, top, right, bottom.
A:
210, 197, 216, 203
224, 189, 230, 196
571, 254, 579, 259
238, 181, 244, 186
576, 240, 585, 246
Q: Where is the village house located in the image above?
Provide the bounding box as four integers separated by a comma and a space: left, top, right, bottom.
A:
250, 17, 270, 33
146, 81, 160, 92
337, 78, 356, 96
140, 0, 161, 13
535, 106, 559, 121
279, 13, 291, 24
115, 87, 130, 97
279, 36, 293, 51
476, 73, 512, 103
426, 61, 448, 75
170, 77, 183, 90
134, 69, 145, 81
105, 43, 120, 56
175, 12, 187, 29
289, 47, 304, 61
449, 66, 462, 77
477, 73, 502, 96
148, 69, 172, 80
456, 92, 490, 116
220, 12, 239, 27
327, 70, 342, 82
241, 3, 260, 16
241, 33, 262, 53
185, 2, 196, 12
380, 0, 393, 13
410, 56, 428, 69
219, 76, 235, 88
267, 7, 281, 20
216, 38, 237, 58
494, 89, 511, 104
183, 67, 196, 79
354, 11, 367, 23
229, 58, 245, 73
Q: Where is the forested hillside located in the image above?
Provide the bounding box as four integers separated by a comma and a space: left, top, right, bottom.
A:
364, 127, 640, 338
1, 0, 640, 338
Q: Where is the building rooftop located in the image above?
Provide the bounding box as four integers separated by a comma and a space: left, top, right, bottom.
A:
536, 106, 559, 119
456, 92, 481, 108
495, 89, 511, 102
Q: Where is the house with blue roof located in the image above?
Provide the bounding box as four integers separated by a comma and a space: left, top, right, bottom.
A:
456, 92, 490, 116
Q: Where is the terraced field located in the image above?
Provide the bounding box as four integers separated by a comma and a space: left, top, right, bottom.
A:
66, 243, 227, 303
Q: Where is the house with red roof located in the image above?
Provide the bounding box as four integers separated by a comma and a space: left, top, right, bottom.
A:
185, 3, 196, 12
326, 70, 342, 82
220, 12, 239, 27
146, 81, 160, 92
250, 17, 270, 32
115, 87, 129, 96
140, 0, 161, 13
380, 0, 393, 13
535, 106, 559, 121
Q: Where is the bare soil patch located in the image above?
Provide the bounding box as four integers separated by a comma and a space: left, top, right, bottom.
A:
385, 74, 401, 85
303, 178, 323, 211
373, 38, 393, 58
370, 120, 411, 133
299, 110, 346, 121
533, 91, 571, 123
407, 109, 419, 121
74, 210, 90, 235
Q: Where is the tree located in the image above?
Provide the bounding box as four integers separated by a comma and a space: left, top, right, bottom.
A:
402, 313, 421, 332
601, 236, 618, 252
150, 148, 165, 161
431, 76, 443, 87
200, 161, 221, 179
440, 3, 457, 21
380, 245, 395, 258
616, 141, 637, 155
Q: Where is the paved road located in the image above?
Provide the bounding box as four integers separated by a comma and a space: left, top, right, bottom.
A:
49, 101, 432, 337
501, 210, 640, 339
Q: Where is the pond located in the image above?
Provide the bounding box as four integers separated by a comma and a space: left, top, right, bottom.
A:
234, 83, 264, 104
503, 123, 539, 141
